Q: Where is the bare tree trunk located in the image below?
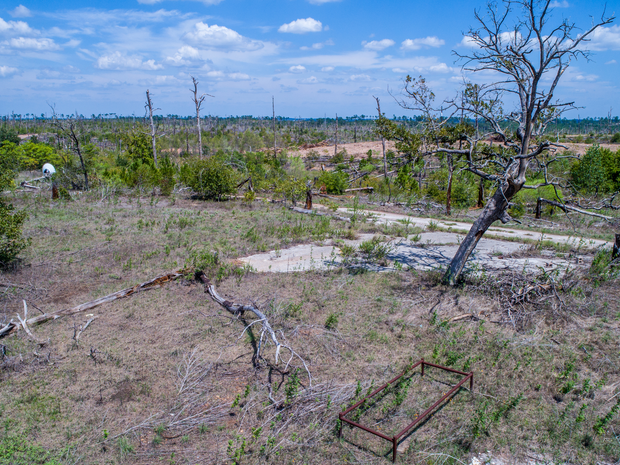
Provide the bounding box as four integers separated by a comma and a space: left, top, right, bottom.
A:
477, 178, 484, 208
443, 180, 520, 285
145, 90, 158, 168
190, 77, 212, 158
334, 113, 338, 156
68, 123, 89, 191
272, 96, 276, 159
613, 234, 620, 262
446, 154, 453, 216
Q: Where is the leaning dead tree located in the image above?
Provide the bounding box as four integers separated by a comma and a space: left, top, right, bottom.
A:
382, 0, 614, 285
145, 89, 159, 167
190, 76, 213, 158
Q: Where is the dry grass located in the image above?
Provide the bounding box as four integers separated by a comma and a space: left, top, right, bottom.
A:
0, 189, 619, 464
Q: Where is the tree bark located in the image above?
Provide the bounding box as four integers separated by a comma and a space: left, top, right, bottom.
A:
443, 181, 518, 285
146, 90, 158, 168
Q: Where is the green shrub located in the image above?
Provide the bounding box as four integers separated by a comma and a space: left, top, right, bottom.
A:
318, 170, 348, 194
0, 126, 20, 145
0, 144, 30, 266
180, 157, 236, 200
611, 133, 620, 143
570, 145, 611, 193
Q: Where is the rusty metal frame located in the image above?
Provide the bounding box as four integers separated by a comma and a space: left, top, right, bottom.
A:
338, 359, 473, 462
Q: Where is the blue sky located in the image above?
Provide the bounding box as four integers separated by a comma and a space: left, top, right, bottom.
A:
1, 0, 619, 118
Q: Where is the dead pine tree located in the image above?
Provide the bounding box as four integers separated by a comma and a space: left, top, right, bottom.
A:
334, 113, 338, 157
50, 107, 89, 191
145, 90, 159, 168
440, 1, 614, 285
379, 0, 614, 285
272, 96, 277, 159
190, 76, 213, 158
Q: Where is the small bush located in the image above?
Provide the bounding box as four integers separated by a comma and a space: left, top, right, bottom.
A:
180, 157, 236, 200
318, 170, 348, 195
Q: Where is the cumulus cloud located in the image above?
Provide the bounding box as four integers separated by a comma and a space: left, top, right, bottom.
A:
278, 18, 322, 34
95, 51, 163, 70
0, 65, 18, 76
184, 22, 264, 51
9, 5, 32, 18
0, 17, 35, 36
585, 25, 620, 51
8, 37, 60, 51
362, 39, 394, 51
321, 66, 334, 72
606, 59, 617, 65
289, 65, 306, 73
401, 36, 445, 50
549, 0, 569, 7
165, 45, 202, 66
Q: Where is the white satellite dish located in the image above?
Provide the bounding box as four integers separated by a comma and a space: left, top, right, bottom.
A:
42, 163, 56, 177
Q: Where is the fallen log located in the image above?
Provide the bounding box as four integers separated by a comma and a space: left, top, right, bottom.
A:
0, 271, 183, 339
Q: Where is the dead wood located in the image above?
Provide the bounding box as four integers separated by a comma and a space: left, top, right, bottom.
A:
198, 272, 312, 384
344, 187, 374, 193
537, 198, 613, 221
0, 271, 183, 339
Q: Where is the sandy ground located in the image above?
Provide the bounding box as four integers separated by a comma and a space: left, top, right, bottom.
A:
239, 208, 602, 274
288, 140, 618, 159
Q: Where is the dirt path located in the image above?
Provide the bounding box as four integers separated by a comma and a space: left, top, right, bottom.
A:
337, 207, 611, 248
239, 207, 606, 274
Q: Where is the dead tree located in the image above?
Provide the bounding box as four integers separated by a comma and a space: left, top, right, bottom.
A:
439, 0, 613, 284
50, 108, 89, 190
190, 77, 213, 158
145, 90, 159, 168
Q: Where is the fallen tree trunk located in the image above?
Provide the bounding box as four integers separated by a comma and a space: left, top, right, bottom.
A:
0, 271, 183, 338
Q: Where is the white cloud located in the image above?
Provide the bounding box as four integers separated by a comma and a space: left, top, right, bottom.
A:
300, 39, 333, 50
278, 18, 322, 34
229, 72, 250, 80
321, 66, 334, 72
585, 25, 620, 51
349, 74, 372, 81
606, 59, 617, 65
401, 36, 445, 50
165, 45, 202, 66
95, 51, 163, 70
298, 76, 318, 84
549, 0, 569, 7
307, 0, 340, 4
184, 22, 264, 51
8, 37, 60, 50
362, 39, 394, 51
574, 74, 598, 82
0, 17, 35, 36
206, 70, 250, 80
0, 65, 18, 76
9, 5, 32, 18
289, 65, 306, 73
